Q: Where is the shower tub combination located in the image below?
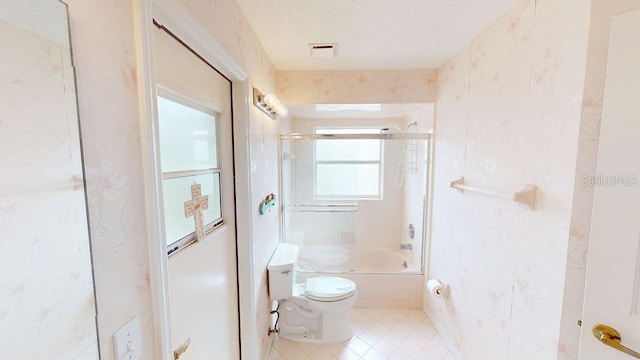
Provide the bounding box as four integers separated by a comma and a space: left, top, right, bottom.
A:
295, 246, 424, 308
298, 246, 417, 273
279, 128, 431, 309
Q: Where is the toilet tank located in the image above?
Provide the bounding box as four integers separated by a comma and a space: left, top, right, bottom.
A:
267, 244, 299, 301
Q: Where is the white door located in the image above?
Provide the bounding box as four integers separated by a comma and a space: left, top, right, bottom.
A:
579, 8, 640, 360
153, 26, 239, 359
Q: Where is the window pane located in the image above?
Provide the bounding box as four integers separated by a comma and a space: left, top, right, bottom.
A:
315, 128, 381, 161
162, 172, 222, 246
316, 139, 380, 161
316, 128, 381, 135
157, 96, 218, 172
316, 164, 379, 197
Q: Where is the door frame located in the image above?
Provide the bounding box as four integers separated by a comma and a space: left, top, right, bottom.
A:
134, 0, 256, 358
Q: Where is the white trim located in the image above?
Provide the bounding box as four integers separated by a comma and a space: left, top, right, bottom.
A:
133, 0, 173, 359
153, 0, 247, 81
136, 0, 256, 359
232, 80, 258, 360
157, 85, 225, 115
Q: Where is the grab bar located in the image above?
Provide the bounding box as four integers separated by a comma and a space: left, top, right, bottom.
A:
450, 177, 537, 210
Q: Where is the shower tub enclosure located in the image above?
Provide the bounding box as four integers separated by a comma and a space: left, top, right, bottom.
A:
280, 126, 431, 308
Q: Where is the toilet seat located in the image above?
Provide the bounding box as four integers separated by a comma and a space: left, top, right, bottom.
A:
304, 276, 357, 302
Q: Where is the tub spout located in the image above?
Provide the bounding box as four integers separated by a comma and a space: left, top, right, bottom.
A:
400, 243, 412, 250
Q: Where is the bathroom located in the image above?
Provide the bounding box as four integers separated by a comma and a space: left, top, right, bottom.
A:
2, 0, 640, 360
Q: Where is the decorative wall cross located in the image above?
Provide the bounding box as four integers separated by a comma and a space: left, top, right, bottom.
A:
184, 183, 209, 241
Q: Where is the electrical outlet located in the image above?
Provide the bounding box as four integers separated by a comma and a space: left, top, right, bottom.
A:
113, 315, 142, 360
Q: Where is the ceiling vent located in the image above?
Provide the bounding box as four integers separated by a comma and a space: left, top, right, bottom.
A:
309, 43, 338, 58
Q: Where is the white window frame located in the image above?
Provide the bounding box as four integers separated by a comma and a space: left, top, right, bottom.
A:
313, 127, 384, 200
156, 90, 224, 255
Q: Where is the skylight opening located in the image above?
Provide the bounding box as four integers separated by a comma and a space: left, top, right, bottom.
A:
315, 104, 382, 112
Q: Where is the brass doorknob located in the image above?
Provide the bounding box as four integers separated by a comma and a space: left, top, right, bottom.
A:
593, 324, 640, 358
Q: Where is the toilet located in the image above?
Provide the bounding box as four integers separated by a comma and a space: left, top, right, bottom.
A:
267, 243, 358, 343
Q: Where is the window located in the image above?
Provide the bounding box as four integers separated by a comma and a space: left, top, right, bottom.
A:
157, 95, 223, 254
314, 128, 383, 199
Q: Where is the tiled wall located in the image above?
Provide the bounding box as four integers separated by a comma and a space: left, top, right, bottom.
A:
427, 0, 591, 359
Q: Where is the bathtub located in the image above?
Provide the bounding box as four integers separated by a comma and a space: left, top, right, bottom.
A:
298, 247, 420, 273
296, 247, 424, 309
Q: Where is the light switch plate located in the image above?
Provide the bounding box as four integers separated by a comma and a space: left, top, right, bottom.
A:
113, 315, 142, 360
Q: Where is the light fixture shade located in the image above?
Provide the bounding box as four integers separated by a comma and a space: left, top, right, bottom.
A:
264, 94, 277, 107
253, 88, 287, 120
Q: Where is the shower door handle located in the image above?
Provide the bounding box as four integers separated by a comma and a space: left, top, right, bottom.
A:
593, 324, 640, 358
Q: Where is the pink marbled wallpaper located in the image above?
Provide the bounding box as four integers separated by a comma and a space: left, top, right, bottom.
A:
277, 69, 437, 104
0, 8, 98, 358
428, 0, 591, 359
65, 1, 156, 359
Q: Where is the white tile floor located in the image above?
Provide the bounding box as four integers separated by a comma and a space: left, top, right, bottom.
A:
267, 308, 455, 360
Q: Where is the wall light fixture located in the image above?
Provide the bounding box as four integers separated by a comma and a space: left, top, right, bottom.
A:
253, 88, 288, 119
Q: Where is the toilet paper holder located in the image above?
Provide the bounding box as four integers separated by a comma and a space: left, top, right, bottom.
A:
427, 279, 449, 297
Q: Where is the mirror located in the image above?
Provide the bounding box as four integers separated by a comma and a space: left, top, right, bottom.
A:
0, 1, 99, 358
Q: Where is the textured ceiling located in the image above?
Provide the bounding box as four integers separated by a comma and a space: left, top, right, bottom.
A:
235, 0, 521, 70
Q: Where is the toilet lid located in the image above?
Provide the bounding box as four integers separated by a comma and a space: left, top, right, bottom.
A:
304, 276, 357, 301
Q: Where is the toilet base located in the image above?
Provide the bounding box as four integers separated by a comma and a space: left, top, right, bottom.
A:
277, 300, 355, 343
